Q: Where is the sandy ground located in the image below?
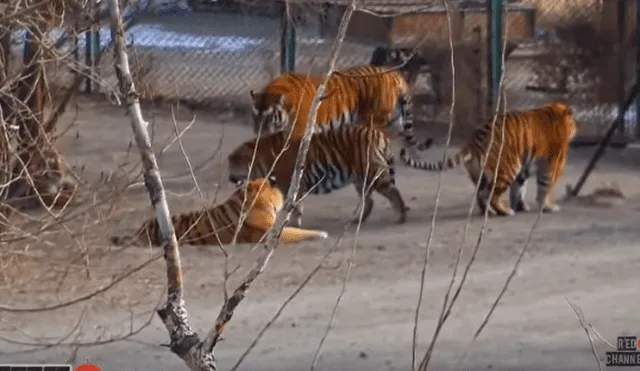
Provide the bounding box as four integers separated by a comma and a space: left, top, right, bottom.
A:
1, 97, 640, 370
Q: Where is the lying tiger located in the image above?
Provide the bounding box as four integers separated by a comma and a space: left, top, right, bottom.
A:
228, 124, 416, 227
109, 176, 329, 247
401, 102, 577, 216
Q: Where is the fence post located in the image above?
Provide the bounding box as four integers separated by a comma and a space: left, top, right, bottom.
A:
618, 0, 626, 135
636, 0, 640, 138
280, 4, 296, 73
84, 30, 92, 94
93, 28, 100, 93
486, 0, 503, 111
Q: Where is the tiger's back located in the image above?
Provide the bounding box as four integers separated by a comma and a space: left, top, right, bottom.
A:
401, 102, 577, 216
250, 65, 428, 159
228, 124, 409, 226
110, 177, 328, 247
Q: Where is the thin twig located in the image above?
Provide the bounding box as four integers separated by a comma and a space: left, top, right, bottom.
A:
567, 299, 604, 371
411, 1, 457, 368
202, 0, 357, 354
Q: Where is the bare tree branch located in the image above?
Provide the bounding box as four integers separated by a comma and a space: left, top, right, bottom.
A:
201, 0, 357, 356
107, 1, 215, 370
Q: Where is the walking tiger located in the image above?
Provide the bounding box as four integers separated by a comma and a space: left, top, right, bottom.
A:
249, 65, 429, 159
400, 102, 578, 216
228, 124, 418, 227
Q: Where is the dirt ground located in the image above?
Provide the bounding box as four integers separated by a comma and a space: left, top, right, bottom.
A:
1, 97, 639, 370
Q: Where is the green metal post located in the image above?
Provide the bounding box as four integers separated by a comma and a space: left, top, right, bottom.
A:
93, 28, 100, 93
286, 23, 296, 72
85, 30, 92, 94
618, 0, 626, 135
486, 0, 503, 109
280, 5, 296, 73
636, 0, 640, 138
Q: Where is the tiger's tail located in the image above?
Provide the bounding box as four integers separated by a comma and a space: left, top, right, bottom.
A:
109, 222, 158, 247
400, 146, 472, 171
397, 93, 434, 156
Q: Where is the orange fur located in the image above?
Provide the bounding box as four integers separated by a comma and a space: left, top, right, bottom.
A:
401, 102, 578, 216
249, 65, 428, 158
109, 176, 329, 247
228, 125, 410, 227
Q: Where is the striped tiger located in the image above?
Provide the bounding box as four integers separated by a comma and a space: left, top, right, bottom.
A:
400, 102, 577, 216
2, 144, 78, 208
109, 176, 329, 247
0, 144, 78, 232
228, 124, 420, 227
249, 64, 429, 159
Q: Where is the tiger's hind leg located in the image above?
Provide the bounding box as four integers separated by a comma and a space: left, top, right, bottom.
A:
352, 183, 375, 225
534, 157, 563, 213
465, 160, 514, 217
464, 158, 498, 216
354, 171, 408, 225
509, 165, 531, 213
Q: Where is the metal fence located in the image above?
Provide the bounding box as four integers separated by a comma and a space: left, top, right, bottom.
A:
93, 3, 376, 108
8, 0, 639, 140
505, 0, 638, 139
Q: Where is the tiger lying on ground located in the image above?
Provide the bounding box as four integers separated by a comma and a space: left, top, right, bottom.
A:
109, 176, 329, 247
0, 144, 79, 230
228, 124, 419, 227
249, 65, 430, 159
400, 102, 577, 216
7, 145, 79, 209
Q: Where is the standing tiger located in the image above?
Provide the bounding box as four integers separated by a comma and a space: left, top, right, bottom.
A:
109, 176, 329, 247
401, 102, 577, 216
228, 124, 416, 227
249, 65, 429, 159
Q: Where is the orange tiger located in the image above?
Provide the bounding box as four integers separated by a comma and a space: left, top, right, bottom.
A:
401, 102, 577, 216
109, 176, 329, 247
249, 65, 429, 158
228, 124, 415, 227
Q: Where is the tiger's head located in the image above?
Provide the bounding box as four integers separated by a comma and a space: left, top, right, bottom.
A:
250, 90, 290, 135
227, 138, 270, 184
546, 102, 578, 141
233, 175, 284, 215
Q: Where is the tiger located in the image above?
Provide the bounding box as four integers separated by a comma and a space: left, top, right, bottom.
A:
227, 124, 418, 227
400, 102, 577, 217
0, 143, 79, 233
109, 176, 329, 247
5, 145, 78, 209
249, 64, 430, 159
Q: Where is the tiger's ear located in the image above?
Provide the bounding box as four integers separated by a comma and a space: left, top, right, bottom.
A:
278, 94, 286, 105
551, 102, 571, 116
267, 175, 277, 186
250, 90, 256, 98
235, 178, 248, 187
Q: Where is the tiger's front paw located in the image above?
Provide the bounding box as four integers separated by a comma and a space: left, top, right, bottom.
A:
318, 231, 329, 239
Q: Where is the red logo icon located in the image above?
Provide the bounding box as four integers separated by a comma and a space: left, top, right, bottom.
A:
74, 364, 101, 371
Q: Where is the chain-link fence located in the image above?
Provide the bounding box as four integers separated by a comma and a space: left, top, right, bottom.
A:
505, 0, 637, 140
6, 0, 638, 139
93, 2, 376, 109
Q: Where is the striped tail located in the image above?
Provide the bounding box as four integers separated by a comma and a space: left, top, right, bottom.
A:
109, 223, 156, 247
398, 93, 433, 156
400, 147, 471, 171
110, 234, 136, 247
